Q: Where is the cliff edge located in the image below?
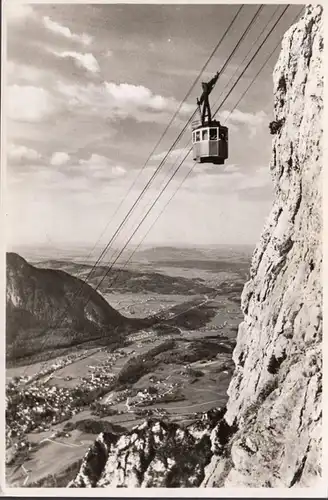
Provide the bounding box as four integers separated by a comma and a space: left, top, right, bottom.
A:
204, 4, 323, 487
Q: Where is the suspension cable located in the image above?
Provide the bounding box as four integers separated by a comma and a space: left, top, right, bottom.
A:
118, 4, 282, 265
85, 5, 290, 307
70, 5, 246, 289
27, 5, 305, 378
80, 4, 264, 280
23, 5, 302, 379
78, 5, 245, 267
24, 5, 250, 376
96, 3, 267, 271
104, 6, 304, 323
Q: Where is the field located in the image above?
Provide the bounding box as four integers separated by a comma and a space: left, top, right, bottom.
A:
6, 245, 252, 487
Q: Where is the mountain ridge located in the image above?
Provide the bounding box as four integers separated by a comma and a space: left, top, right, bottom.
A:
6, 252, 144, 365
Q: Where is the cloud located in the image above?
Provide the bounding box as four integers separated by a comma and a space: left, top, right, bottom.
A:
7, 85, 55, 122
50, 152, 70, 166
57, 81, 194, 124
43, 16, 92, 45
115, 83, 192, 115
105, 82, 169, 111
52, 51, 100, 74
79, 154, 127, 179
9, 153, 127, 196
221, 109, 268, 137
8, 144, 41, 162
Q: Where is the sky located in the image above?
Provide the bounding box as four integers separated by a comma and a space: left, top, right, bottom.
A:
4, 2, 303, 255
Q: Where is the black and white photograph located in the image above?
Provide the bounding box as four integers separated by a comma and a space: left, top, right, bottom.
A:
2, 1, 324, 492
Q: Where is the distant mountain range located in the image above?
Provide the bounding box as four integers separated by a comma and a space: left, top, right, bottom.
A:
9, 244, 254, 266
33, 259, 220, 296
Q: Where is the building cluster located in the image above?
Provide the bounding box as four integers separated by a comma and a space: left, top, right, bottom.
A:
134, 407, 170, 418
128, 330, 156, 343
129, 383, 182, 408
6, 382, 80, 444
6, 349, 130, 448
96, 349, 128, 366
6, 346, 184, 455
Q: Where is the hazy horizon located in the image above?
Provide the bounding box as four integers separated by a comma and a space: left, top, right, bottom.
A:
7, 240, 256, 259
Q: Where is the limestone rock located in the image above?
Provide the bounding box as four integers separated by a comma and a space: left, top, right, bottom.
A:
205, 4, 323, 488
69, 412, 224, 488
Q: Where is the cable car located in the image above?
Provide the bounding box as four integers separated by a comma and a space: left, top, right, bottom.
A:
192, 72, 229, 165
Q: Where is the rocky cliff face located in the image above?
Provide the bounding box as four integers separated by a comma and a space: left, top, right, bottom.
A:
69, 409, 228, 488
203, 4, 323, 487
68, 5, 323, 488
6, 253, 135, 364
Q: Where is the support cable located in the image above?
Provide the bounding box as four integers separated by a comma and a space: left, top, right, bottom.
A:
86, 5, 290, 306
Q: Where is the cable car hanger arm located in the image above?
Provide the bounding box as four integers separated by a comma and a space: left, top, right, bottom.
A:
197, 71, 220, 106
197, 71, 220, 126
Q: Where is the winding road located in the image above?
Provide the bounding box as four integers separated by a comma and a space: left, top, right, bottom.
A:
39, 437, 87, 448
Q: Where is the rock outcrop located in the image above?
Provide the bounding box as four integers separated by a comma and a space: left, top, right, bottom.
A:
69, 5, 323, 488
69, 409, 226, 488
6, 253, 138, 364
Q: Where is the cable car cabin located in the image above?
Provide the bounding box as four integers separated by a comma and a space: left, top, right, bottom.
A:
192, 121, 228, 165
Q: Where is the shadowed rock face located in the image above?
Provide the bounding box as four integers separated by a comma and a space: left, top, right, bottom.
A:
6, 253, 138, 363
69, 6, 322, 489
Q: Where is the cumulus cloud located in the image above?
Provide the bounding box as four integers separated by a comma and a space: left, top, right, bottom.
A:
8, 144, 41, 162
43, 16, 92, 45
105, 83, 168, 111
53, 51, 100, 74
7, 85, 55, 122
105, 82, 194, 116
50, 152, 70, 166
222, 109, 267, 127
57, 81, 194, 124
221, 109, 267, 137
79, 154, 126, 179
